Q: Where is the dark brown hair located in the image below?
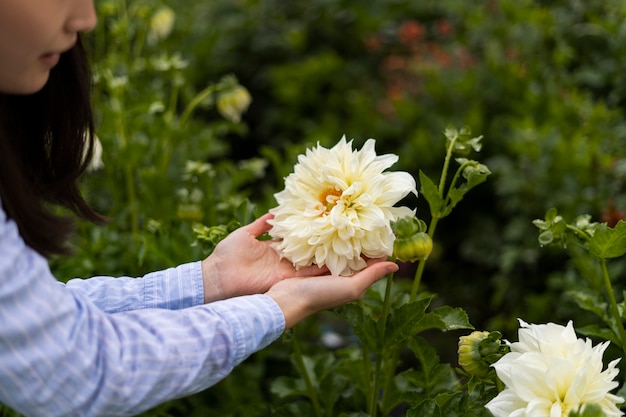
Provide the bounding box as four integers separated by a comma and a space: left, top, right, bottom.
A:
0, 37, 105, 258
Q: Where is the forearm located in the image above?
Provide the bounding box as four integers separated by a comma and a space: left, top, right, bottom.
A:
1, 291, 284, 417
63, 261, 204, 313
1, 209, 286, 416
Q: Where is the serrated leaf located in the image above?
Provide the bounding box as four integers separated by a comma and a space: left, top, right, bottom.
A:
431, 306, 474, 331
385, 297, 433, 348
336, 303, 380, 351
411, 307, 473, 335
419, 170, 443, 217
441, 161, 490, 218
406, 336, 457, 394
568, 290, 609, 323
588, 220, 626, 259
406, 399, 441, 417
576, 324, 621, 347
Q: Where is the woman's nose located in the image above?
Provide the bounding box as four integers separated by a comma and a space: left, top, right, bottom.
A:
65, 0, 98, 33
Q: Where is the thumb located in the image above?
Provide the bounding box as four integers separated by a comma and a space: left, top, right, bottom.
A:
353, 261, 398, 288
244, 213, 274, 238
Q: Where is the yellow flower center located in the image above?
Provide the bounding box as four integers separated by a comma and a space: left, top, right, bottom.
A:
319, 188, 343, 214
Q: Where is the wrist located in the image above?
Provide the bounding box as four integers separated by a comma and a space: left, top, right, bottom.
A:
266, 284, 311, 330
200, 256, 227, 303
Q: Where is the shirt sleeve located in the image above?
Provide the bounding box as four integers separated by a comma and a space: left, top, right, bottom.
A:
0, 206, 286, 417
63, 261, 205, 313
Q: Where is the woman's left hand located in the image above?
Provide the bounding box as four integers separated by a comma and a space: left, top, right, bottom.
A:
200, 213, 326, 303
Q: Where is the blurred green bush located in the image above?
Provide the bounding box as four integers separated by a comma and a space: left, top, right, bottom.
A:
169, 0, 626, 336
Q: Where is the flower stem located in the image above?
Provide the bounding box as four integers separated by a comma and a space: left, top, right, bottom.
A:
599, 258, 626, 356
179, 84, 217, 127
410, 217, 439, 301
291, 329, 323, 417
369, 273, 394, 417
438, 133, 458, 197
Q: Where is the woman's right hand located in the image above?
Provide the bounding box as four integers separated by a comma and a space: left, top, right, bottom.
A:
265, 258, 398, 329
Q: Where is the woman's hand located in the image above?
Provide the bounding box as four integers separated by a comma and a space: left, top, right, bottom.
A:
266, 258, 398, 329
200, 213, 327, 303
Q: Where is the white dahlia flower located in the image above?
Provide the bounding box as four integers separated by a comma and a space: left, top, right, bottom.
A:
268, 136, 416, 276
486, 319, 624, 417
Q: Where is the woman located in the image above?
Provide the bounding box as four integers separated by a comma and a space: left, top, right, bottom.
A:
0, 1, 398, 416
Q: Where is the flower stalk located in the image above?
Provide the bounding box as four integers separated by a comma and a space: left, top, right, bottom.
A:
291, 330, 323, 417
369, 272, 395, 417
563, 223, 626, 357
599, 258, 626, 357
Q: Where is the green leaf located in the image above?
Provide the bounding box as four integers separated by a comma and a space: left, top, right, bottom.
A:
405, 337, 458, 395
335, 346, 370, 396
441, 160, 490, 217
270, 376, 307, 399
568, 403, 608, 417
419, 170, 443, 218
385, 297, 433, 348
336, 303, 380, 351
431, 306, 474, 331
318, 370, 348, 411
568, 290, 609, 323
411, 307, 473, 335
576, 324, 621, 347
406, 399, 441, 417
588, 220, 626, 259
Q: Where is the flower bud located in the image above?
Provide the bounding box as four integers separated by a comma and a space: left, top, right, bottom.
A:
458, 330, 508, 378
217, 84, 252, 124
391, 216, 432, 262
148, 7, 176, 44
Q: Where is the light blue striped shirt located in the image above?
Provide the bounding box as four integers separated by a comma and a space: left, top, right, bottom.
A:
0, 202, 285, 417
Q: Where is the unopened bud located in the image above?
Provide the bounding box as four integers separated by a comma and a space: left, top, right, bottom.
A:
217, 85, 252, 124
458, 330, 508, 378
391, 216, 432, 262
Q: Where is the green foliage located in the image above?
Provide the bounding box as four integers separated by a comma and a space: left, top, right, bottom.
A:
533, 208, 626, 361
569, 404, 608, 417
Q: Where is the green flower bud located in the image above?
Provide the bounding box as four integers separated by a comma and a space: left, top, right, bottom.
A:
458, 330, 508, 378
148, 7, 176, 44
217, 84, 252, 124
391, 216, 432, 262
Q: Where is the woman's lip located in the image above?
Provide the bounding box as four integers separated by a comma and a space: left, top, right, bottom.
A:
40, 52, 61, 68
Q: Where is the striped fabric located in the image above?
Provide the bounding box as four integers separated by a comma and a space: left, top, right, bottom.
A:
0, 202, 285, 417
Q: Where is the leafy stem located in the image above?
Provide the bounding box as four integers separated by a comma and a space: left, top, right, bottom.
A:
291, 329, 323, 417
370, 272, 395, 417
438, 132, 458, 197
179, 84, 218, 127
599, 258, 626, 357
410, 217, 439, 301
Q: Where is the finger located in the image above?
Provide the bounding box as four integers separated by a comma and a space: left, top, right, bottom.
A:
364, 256, 391, 266
244, 213, 275, 238
354, 261, 398, 287
292, 263, 329, 277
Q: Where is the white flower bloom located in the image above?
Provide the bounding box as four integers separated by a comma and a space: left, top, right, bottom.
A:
268, 136, 416, 276
486, 319, 624, 417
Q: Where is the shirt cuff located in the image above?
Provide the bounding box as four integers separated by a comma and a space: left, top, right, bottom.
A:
208, 294, 286, 366
143, 261, 205, 310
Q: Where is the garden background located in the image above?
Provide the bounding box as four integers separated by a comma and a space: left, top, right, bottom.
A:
4, 0, 626, 416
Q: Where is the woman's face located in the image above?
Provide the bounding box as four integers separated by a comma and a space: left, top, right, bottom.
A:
0, 0, 97, 94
